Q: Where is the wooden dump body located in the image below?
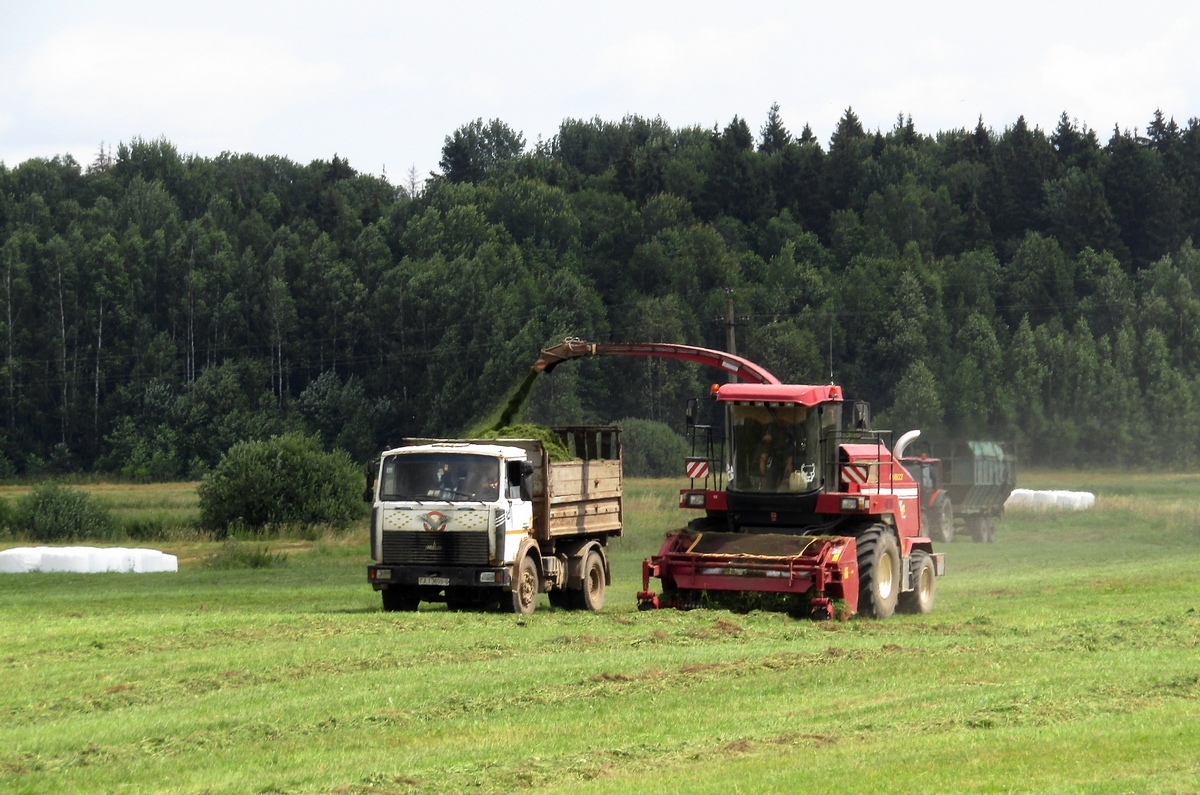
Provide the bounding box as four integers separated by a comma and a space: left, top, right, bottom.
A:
503, 426, 623, 542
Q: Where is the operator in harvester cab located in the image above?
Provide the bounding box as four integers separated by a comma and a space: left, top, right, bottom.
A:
753, 417, 808, 492
751, 423, 788, 490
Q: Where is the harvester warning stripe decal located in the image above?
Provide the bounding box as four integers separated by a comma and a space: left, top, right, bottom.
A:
842, 464, 871, 485
685, 458, 710, 479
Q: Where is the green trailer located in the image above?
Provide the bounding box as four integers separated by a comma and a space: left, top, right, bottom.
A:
943, 441, 1017, 542
901, 440, 1017, 543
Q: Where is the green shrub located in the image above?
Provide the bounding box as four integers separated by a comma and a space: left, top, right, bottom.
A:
0, 452, 17, 480
0, 497, 13, 536
99, 417, 182, 482
13, 482, 117, 541
197, 432, 365, 535
619, 418, 690, 477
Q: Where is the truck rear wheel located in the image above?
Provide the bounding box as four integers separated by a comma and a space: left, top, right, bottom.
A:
576, 550, 606, 612
897, 551, 936, 614
381, 586, 418, 612
856, 527, 900, 619
507, 555, 539, 615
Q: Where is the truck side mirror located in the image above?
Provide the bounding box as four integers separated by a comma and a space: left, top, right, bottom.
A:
520, 461, 534, 502
506, 460, 535, 501
363, 459, 378, 503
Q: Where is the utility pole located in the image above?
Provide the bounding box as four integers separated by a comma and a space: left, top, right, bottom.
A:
724, 288, 737, 356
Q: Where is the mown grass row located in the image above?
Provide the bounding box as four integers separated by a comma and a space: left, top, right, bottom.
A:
2, 473, 1199, 793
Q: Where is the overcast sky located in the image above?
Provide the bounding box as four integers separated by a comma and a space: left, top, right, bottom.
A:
3, 0, 1198, 185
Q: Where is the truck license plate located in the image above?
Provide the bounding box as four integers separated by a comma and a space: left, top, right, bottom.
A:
418, 576, 450, 587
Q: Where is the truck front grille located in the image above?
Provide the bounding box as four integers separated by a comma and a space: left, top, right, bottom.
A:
381, 530, 489, 566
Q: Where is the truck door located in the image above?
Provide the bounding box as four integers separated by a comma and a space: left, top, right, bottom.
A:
501, 460, 535, 563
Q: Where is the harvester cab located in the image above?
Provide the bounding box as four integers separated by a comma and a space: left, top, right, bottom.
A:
681, 382, 846, 532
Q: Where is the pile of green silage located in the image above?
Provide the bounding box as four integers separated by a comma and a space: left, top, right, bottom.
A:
470, 423, 574, 462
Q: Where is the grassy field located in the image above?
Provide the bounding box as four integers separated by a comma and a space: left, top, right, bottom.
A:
2, 472, 1199, 794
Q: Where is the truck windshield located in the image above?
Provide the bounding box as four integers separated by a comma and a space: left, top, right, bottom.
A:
727, 403, 819, 494
379, 453, 501, 502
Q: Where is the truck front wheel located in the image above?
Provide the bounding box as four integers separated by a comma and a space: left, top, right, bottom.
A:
507, 555, 539, 615
381, 586, 418, 612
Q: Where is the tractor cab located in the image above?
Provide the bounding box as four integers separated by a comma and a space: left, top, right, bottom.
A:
897, 443, 953, 543
900, 454, 943, 496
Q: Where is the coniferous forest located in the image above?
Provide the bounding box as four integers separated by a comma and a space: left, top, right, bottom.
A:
3, 106, 1200, 478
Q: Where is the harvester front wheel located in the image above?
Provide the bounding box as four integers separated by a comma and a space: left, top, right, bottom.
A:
897, 551, 936, 614
856, 527, 900, 619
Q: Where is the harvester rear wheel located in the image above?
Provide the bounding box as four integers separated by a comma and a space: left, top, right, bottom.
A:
897, 551, 936, 614
856, 527, 900, 619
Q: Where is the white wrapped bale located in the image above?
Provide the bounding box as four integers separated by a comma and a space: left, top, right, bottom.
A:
0, 546, 47, 573
0, 546, 178, 573
1004, 488, 1095, 511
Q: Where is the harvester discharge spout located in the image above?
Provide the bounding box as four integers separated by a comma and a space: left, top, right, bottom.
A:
534, 338, 781, 385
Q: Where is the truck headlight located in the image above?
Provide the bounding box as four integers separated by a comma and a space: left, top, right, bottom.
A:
479, 571, 496, 583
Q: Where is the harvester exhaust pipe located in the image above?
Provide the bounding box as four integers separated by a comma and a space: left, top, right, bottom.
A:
893, 429, 921, 460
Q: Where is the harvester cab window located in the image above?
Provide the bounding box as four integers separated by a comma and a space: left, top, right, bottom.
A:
728, 403, 818, 493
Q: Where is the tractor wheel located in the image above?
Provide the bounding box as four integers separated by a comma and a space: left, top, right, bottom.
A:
968, 516, 987, 543
936, 498, 954, 543
897, 551, 936, 614
856, 527, 900, 619
506, 555, 539, 615
576, 550, 606, 612
381, 586, 418, 612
